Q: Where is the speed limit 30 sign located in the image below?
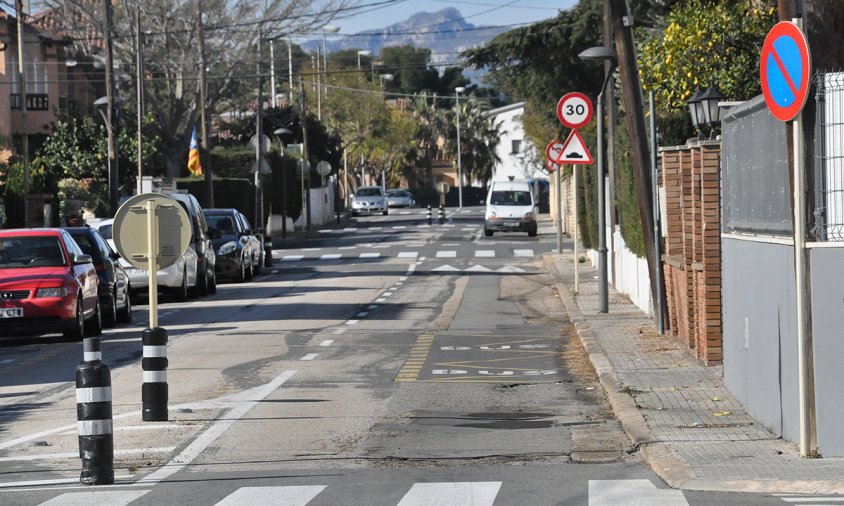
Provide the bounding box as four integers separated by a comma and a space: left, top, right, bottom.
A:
557, 92, 593, 129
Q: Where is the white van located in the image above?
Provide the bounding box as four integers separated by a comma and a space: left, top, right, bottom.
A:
484, 179, 538, 237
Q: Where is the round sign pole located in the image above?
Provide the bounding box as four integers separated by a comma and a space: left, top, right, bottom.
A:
146, 199, 159, 329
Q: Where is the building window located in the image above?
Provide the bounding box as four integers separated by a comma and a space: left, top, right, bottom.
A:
511, 139, 522, 154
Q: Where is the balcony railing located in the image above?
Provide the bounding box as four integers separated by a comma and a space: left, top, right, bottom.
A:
10, 93, 49, 111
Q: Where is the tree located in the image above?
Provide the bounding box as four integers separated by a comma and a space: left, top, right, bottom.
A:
46, 0, 354, 177
637, 0, 777, 114
409, 92, 447, 189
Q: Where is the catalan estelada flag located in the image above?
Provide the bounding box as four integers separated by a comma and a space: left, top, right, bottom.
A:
187, 126, 202, 177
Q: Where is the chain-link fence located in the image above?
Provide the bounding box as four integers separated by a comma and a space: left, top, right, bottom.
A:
814, 71, 844, 241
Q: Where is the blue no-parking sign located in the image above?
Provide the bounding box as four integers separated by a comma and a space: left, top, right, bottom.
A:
760, 21, 811, 122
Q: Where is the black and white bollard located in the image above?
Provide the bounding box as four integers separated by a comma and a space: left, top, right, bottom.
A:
142, 327, 169, 421
76, 337, 114, 485
264, 237, 273, 268
426, 205, 432, 225
438, 205, 445, 224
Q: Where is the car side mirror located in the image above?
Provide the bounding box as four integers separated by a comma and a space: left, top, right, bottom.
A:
74, 254, 93, 265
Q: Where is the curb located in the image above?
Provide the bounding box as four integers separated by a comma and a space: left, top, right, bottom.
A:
542, 253, 694, 488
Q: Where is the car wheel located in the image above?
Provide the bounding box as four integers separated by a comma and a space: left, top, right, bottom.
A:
174, 268, 189, 302
117, 285, 133, 324
85, 300, 103, 337
63, 296, 85, 342
102, 291, 117, 328
528, 228, 537, 237
484, 229, 493, 237
382, 209, 389, 216
208, 270, 217, 294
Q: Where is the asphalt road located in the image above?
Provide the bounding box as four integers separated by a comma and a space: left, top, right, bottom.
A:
0, 207, 813, 505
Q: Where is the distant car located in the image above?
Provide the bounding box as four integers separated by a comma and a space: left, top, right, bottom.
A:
166, 193, 217, 296
64, 227, 132, 327
351, 186, 388, 216
205, 209, 263, 282
94, 219, 198, 302
386, 189, 416, 208
0, 229, 101, 340
484, 179, 538, 237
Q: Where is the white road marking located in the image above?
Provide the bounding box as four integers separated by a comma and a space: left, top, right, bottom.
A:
282, 255, 303, 261
332, 328, 346, 335
475, 250, 495, 257
514, 249, 534, 257
588, 480, 687, 506
0, 447, 174, 462
300, 353, 319, 361
393, 226, 407, 229
368, 305, 379, 310
41, 490, 150, 506
436, 251, 457, 258
406, 264, 417, 275
271, 269, 279, 274
400, 276, 408, 281
134, 370, 297, 486
320, 254, 342, 260
497, 266, 526, 273
398, 252, 418, 258
375, 298, 386, 303
433, 265, 461, 272
465, 265, 492, 272
320, 340, 334, 347
398, 482, 502, 506
302, 248, 321, 251
338, 246, 357, 250
356, 312, 369, 318
216, 486, 326, 506
0, 359, 15, 365
382, 292, 393, 297
442, 243, 460, 246
359, 253, 380, 258
345, 320, 359, 325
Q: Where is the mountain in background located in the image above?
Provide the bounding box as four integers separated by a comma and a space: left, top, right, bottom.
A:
304, 8, 510, 67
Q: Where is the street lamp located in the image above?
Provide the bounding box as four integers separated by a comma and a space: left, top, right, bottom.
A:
688, 86, 725, 138
455, 86, 465, 208
274, 127, 292, 239
94, 95, 124, 217
321, 24, 340, 97
356, 50, 371, 70
379, 73, 393, 91
578, 45, 617, 313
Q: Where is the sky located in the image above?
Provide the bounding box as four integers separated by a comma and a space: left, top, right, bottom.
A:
330, 0, 578, 35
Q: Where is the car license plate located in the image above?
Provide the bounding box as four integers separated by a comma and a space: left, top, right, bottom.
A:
0, 307, 23, 318
506, 220, 519, 226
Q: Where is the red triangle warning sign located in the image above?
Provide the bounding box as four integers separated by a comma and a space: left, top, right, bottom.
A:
558, 129, 593, 165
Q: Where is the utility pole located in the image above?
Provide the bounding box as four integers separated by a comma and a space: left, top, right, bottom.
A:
608, 0, 657, 310
197, 0, 213, 207
135, 7, 144, 196
104, 0, 118, 216
288, 40, 294, 97
300, 78, 311, 232
270, 40, 276, 107
15, 0, 29, 226
316, 46, 322, 120
603, 0, 617, 285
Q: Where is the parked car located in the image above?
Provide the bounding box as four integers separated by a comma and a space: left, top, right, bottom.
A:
205, 209, 263, 282
94, 219, 199, 302
64, 227, 132, 327
166, 192, 217, 296
0, 229, 101, 340
386, 189, 416, 208
484, 179, 538, 237
351, 186, 388, 216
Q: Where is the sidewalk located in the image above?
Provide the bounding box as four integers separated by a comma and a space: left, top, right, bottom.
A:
543, 251, 844, 494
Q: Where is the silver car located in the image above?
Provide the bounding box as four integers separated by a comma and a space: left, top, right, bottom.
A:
94, 219, 199, 301
386, 189, 416, 208
351, 186, 388, 216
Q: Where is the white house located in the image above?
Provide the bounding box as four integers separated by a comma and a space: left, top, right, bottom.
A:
484, 102, 542, 182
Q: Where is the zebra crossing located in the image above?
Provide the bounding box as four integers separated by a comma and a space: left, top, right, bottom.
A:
31, 479, 696, 505
276, 248, 536, 262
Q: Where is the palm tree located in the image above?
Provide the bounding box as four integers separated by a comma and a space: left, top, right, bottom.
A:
410, 92, 446, 189
444, 97, 502, 189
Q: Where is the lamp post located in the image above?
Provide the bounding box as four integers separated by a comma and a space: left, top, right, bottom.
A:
274, 127, 292, 239
94, 96, 122, 216
321, 24, 339, 98
455, 86, 465, 208
578, 46, 617, 313
379, 73, 393, 91
692, 86, 724, 138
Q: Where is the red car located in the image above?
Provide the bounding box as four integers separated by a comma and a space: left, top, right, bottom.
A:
0, 229, 101, 340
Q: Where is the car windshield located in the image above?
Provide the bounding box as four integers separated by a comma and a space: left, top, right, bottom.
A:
0, 236, 67, 268
207, 215, 236, 235
356, 188, 382, 197
97, 224, 113, 240
490, 190, 531, 206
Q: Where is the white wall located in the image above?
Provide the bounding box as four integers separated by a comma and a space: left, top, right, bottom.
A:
486, 103, 541, 183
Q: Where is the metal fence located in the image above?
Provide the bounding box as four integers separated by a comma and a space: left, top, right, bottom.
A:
815, 71, 844, 241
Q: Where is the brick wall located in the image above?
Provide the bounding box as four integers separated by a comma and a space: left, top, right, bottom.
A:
660, 140, 722, 365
